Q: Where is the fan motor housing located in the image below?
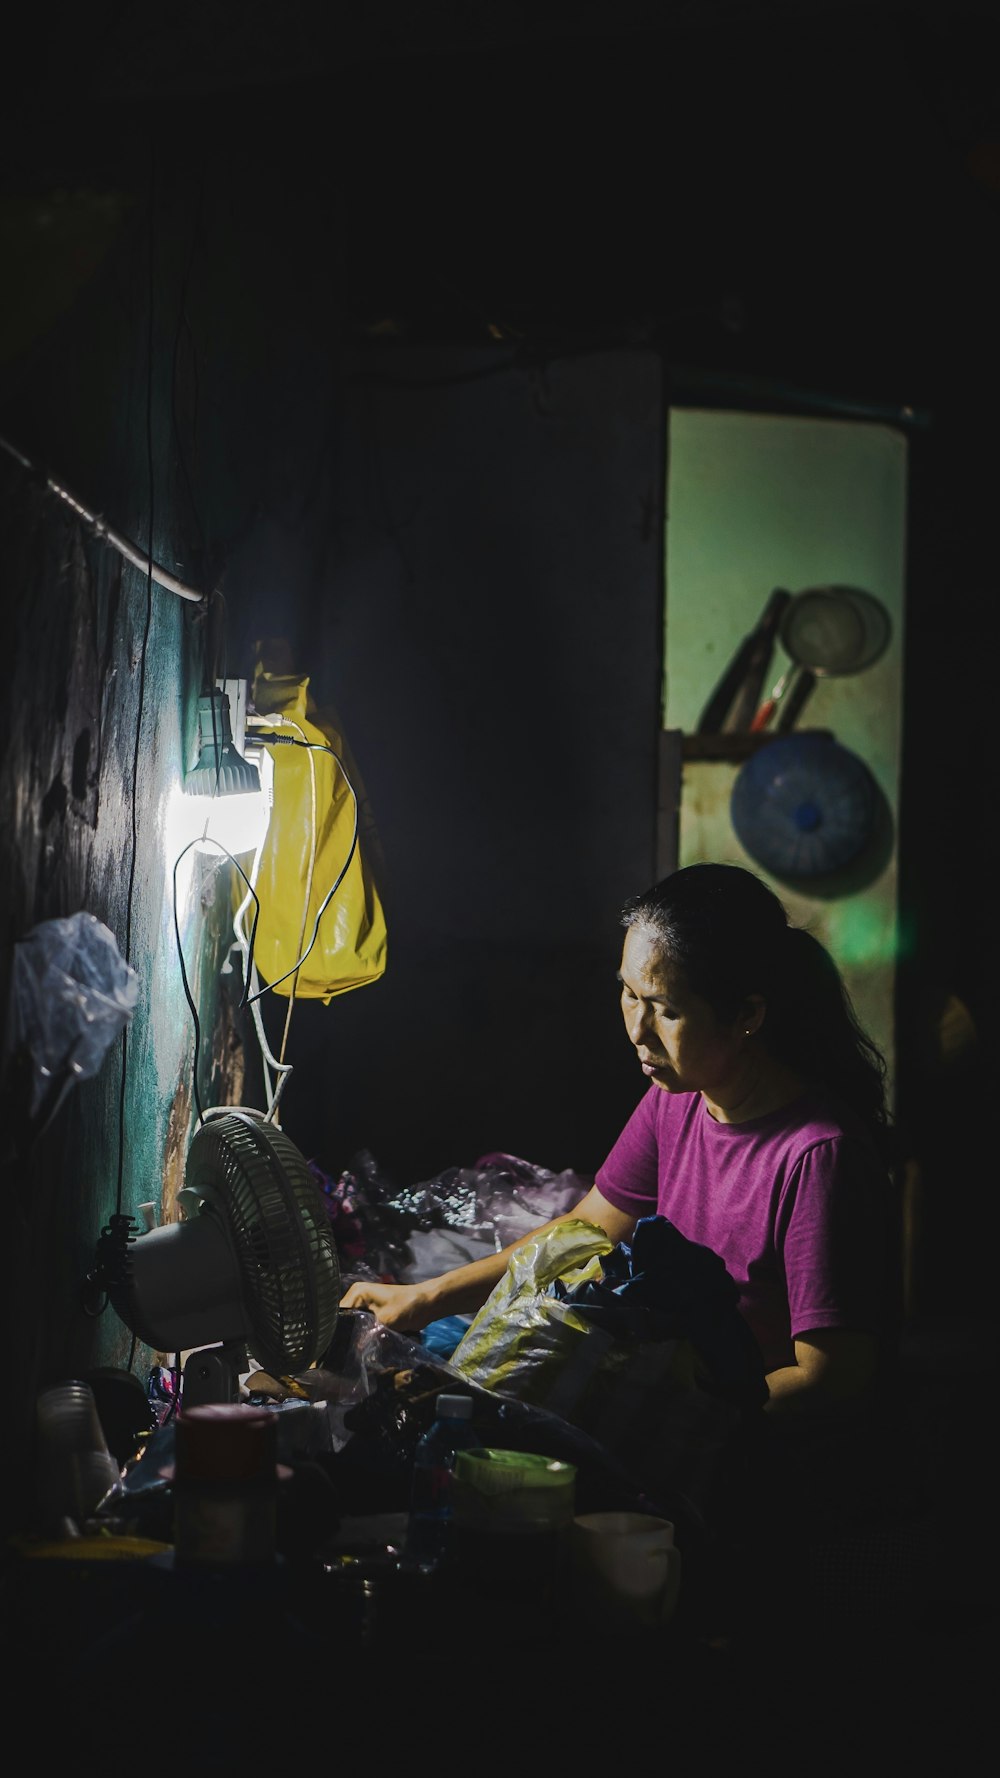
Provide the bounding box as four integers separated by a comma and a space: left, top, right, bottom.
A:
109, 1214, 246, 1353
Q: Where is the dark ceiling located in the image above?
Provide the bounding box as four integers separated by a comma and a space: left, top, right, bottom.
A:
3, 1, 998, 414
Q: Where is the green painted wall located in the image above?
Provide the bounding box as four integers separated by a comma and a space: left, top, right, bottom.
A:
663, 407, 908, 1100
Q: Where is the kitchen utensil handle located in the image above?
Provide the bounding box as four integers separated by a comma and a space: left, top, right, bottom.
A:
723, 589, 792, 733
750, 663, 795, 731
750, 696, 777, 732
696, 588, 791, 734
775, 667, 817, 731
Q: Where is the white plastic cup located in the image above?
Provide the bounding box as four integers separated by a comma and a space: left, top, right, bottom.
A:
35, 1381, 116, 1534
36, 1381, 108, 1454
571, 1510, 682, 1633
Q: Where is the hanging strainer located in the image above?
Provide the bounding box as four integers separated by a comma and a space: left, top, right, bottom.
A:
750, 586, 891, 730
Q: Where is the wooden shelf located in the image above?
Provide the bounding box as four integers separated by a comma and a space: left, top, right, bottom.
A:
679, 728, 832, 763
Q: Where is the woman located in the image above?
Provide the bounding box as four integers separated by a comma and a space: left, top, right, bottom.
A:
341, 862, 898, 1422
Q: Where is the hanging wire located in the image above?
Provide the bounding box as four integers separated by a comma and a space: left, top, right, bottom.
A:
228, 727, 357, 1122
231, 863, 295, 1124
274, 721, 320, 1104
84, 141, 164, 1328
173, 837, 262, 1129
242, 733, 360, 1005
115, 138, 158, 1229
0, 431, 205, 603
170, 165, 210, 580
0, 160, 209, 613
77, 155, 238, 1335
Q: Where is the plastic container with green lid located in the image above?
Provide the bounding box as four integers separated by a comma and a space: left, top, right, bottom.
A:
451, 1449, 577, 1609
448, 1450, 572, 1621
453, 1447, 576, 1528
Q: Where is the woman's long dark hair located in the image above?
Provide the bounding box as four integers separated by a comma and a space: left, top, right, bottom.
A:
622, 862, 893, 1163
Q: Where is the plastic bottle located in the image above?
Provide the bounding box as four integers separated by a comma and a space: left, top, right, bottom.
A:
406, 1391, 479, 1569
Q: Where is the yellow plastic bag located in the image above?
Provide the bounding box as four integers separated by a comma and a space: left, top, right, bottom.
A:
450, 1219, 615, 1408
245, 654, 388, 1002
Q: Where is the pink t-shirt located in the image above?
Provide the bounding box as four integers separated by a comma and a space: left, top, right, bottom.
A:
595, 1085, 891, 1373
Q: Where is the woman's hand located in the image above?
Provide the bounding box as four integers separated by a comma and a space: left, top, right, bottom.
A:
339, 1277, 435, 1331
338, 1189, 631, 1335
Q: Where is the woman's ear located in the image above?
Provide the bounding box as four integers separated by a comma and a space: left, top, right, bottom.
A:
743, 994, 766, 1038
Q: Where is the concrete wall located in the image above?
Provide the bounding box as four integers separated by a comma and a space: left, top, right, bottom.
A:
230, 342, 668, 1184
0, 158, 259, 1530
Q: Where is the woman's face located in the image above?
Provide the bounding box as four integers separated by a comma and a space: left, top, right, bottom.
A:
618, 924, 750, 1097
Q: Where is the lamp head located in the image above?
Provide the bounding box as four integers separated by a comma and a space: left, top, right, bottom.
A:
185, 692, 262, 798
183, 690, 269, 856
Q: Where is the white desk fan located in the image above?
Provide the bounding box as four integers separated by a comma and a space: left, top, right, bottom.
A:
108, 1108, 341, 1406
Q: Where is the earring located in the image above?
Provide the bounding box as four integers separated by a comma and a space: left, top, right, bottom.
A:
744, 1029, 752, 1037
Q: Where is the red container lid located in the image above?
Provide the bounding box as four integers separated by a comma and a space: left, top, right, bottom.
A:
174, 1404, 278, 1483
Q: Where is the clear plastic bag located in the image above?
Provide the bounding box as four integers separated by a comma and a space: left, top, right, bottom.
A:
299, 1309, 655, 1520
314, 1147, 590, 1286
8, 911, 139, 1130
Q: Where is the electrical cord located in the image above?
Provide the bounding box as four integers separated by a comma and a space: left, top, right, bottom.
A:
114, 138, 158, 1249
243, 718, 318, 1123
271, 720, 319, 1093
0, 430, 205, 604
227, 728, 360, 1122
242, 732, 360, 1005
172, 837, 261, 1129
230, 845, 295, 1125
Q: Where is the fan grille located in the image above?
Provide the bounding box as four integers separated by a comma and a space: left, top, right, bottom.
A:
186, 1112, 340, 1377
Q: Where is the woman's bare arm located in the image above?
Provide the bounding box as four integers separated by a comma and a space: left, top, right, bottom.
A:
764, 1328, 878, 1416
339, 1184, 637, 1331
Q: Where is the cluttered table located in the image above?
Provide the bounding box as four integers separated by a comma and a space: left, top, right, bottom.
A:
7, 1295, 978, 1774
6, 1138, 768, 1763
5, 1308, 737, 1771
7, 1126, 991, 1771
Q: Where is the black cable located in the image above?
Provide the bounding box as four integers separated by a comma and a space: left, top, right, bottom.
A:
209, 586, 229, 697
243, 736, 360, 1005
115, 136, 157, 1227
170, 169, 208, 592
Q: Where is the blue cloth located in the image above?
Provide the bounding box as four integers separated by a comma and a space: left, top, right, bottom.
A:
559, 1214, 768, 1411
421, 1315, 471, 1358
